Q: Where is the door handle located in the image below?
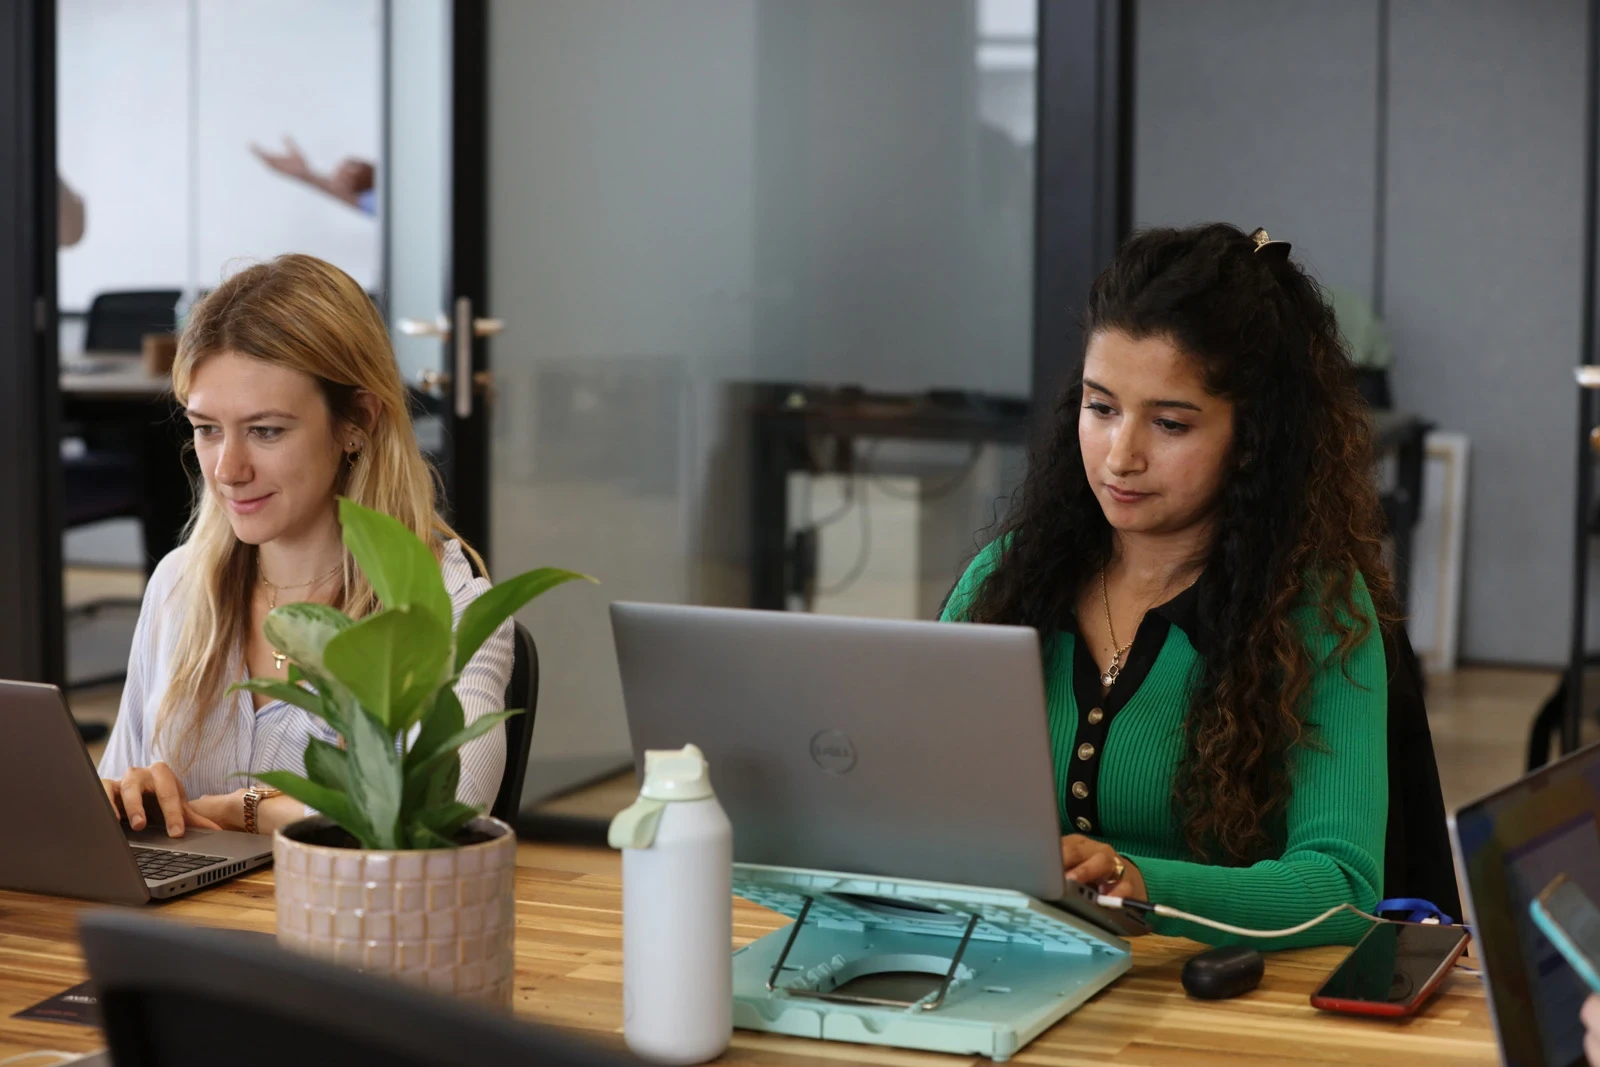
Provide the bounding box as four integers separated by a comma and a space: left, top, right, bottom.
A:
400, 314, 503, 341
416, 369, 494, 399
399, 314, 451, 339
417, 369, 451, 397
402, 304, 502, 418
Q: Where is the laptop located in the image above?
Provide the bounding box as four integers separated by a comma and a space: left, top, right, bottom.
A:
610, 602, 1147, 937
1449, 739, 1600, 1067
0, 680, 274, 904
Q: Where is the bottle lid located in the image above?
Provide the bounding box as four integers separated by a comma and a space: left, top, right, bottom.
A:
640, 743, 714, 801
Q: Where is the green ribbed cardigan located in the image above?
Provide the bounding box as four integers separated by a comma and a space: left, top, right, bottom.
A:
941, 540, 1388, 949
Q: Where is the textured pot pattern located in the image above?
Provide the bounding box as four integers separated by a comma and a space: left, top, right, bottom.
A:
273, 815, 517, 1008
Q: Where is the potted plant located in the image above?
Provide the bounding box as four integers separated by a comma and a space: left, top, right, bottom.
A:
232, 499, 589, 1008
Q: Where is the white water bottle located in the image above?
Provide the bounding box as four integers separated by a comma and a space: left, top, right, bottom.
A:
607, 744, 733, 1064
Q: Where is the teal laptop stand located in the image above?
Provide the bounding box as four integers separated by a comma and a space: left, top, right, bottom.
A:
732, 864, 1131, 1061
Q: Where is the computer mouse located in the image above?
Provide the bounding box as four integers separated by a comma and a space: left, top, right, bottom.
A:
1181, 944, 1265, 1000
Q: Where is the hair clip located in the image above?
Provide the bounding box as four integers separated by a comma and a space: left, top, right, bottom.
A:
1249, 227, 1292, 264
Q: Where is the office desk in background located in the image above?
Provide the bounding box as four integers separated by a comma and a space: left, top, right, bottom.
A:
750, 386, 1433, 615
60, 353, 191, 575
0, 844, 1497, 1066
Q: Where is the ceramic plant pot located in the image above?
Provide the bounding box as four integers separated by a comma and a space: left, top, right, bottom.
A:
273, 814, 517, 1008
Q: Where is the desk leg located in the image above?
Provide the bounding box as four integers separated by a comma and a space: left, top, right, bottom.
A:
1390, 428, 1426, 612
750, 416, 789, 610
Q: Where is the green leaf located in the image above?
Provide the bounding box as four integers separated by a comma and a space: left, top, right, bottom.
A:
342, 702, 404, 850
405, 687, 465, 770
252, 771, 378, 849
262, 602, 356, 702
338, 498, 452, 630
228, 678, 344, 735
402, 752, 460, 815
404, 709, 521, 784
407, 823, 456, 850
454, 567, 593, 674
324, 609, 451, 734
303, 738, 350, 792
412, 800, 480, 843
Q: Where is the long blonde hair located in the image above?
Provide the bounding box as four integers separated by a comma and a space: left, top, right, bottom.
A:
156, 254, 481, 767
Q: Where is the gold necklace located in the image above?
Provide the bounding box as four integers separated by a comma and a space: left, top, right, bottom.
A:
260, 558, 342, 671
1098, 568, 1136, 689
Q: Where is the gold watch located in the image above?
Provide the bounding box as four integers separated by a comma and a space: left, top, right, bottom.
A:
242, 786, 283, 835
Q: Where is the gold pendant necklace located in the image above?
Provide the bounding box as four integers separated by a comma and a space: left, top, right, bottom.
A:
1099, 568, 1135, 689
260, 557, 342, 672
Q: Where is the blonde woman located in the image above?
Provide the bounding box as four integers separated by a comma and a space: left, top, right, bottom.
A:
97, 254, 513, 838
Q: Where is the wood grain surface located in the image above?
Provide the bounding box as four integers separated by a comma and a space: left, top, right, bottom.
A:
0, 843, 1498, 1066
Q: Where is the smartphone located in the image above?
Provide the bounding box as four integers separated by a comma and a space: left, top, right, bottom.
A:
1529, 873, 1600, 995
1309, 920, 1470, 1017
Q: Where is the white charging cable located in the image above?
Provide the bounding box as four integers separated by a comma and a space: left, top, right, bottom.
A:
1095, 895, 1389, 939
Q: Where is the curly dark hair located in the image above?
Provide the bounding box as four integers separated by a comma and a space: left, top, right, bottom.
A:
966, 222, 1395, 865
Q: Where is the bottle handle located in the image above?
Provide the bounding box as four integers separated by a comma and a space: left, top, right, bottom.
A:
607, 797, 668, 850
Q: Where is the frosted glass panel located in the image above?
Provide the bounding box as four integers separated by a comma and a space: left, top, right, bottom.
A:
487, 0, 1035, 800
57, 0, 380, 311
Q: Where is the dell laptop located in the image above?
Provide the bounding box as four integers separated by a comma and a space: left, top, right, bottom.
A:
610, 601, 1146, 937
0, 680, 273, 904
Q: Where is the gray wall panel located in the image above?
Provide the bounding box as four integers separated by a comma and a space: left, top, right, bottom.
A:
1384, 0, 1587, 663
1133, 0, 1381, 297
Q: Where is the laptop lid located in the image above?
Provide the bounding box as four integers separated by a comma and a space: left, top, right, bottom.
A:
1449, 740, 1600, 1067
610, 602, 1069, 903
0, 680, 150, 905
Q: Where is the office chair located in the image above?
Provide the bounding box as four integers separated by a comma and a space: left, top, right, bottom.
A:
491, 621, 539, 825
79, 911, 640, 1067
82, 289, 182, 352
1381, 624, 1461, 921
62, 452, 144, 694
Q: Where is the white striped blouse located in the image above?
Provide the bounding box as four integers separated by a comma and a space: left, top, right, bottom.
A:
97, 539, 514, 812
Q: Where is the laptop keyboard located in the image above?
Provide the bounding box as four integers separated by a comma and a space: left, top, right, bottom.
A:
131, 846, 227, 882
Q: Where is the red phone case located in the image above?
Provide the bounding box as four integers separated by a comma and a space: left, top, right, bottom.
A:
1309, 926, 1470, 1017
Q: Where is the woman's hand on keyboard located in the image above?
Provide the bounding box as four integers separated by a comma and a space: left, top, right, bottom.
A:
102, 763, 223, 837
1061, 834, 1146, 901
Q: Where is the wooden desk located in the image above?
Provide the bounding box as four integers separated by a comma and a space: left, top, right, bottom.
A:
0, 846, 1498, 1066
60, 352, 171, 398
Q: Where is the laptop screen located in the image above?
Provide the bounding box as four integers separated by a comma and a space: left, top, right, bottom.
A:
1453, 741, 1600, 1067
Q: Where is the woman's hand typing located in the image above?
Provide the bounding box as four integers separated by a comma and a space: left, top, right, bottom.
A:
1061, 833, 1146, 901
101, 762, 222, 837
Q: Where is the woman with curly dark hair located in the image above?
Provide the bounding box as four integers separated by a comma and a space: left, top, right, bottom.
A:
942, 222, 1393, 948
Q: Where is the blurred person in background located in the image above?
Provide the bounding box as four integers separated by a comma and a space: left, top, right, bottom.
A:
58, 175, 85, 246
251, 135, 376, 216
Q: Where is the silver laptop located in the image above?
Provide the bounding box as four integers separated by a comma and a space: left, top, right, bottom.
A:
610, 601, 1146, 937
1449, 739, 1600, 1067
0, 680, 273, 904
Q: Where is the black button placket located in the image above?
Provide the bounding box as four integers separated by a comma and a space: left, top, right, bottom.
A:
1064, 612, 1172, 836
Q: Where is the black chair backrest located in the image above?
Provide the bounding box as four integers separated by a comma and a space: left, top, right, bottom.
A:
79, 911, 639, 1067
1382, 624, 1463, 921
83, 289, 183, 352
492, 621, 539, 825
